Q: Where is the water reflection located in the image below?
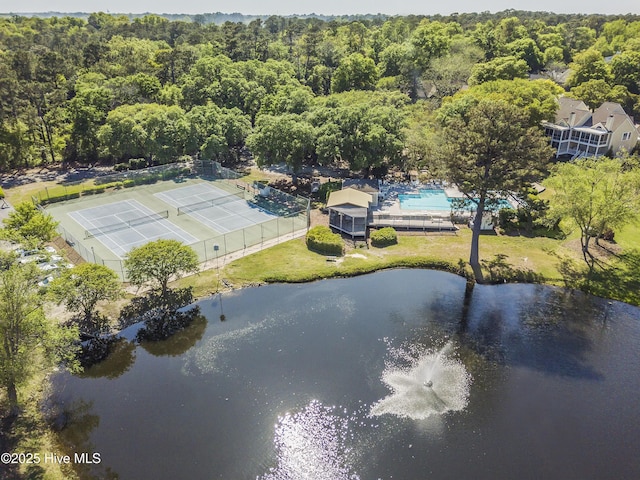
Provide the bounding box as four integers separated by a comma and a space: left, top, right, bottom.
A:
461, 286, 606, 380
140, 314, 207, 357
259, 400, 360, 480
50, 399, 119, 479
76, 338, 136, 380
50, 270, 640, 480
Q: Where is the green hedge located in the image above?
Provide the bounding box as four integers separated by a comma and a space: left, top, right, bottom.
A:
44, 191, 81, 203
318, 181, 342, 203
370, 227, 398, 247
36, 165, 191, 205
263, 257, 472, 283
38, 182, 123, 204
306, 226, 344, 256
129, 158, 148, 170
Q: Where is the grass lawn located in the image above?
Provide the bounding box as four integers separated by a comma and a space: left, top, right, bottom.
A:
4, 171, 637, 304
4, 179, 97, 206
4, 180, 61, 205
177, 228, 569, 295
0, 366, 76, 480
176, 222, 640, 305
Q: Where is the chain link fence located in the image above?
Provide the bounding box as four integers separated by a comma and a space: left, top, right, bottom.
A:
50, 159, 310, 281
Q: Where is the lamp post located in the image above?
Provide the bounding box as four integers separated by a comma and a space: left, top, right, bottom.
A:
214, 244, 225, 321
214, 244, 220, 292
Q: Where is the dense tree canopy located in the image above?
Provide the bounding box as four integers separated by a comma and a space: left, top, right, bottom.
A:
439, 78, 563, 127
246, 113, 315, 177
0, 11, 639, 172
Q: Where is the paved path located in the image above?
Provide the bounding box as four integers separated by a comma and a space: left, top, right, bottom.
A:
0, 200, 13, 222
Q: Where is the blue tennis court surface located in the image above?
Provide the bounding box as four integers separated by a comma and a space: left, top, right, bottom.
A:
155, 183, 277, 234
68, 199, 197, 258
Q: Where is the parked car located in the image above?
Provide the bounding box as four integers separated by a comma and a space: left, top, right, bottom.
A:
19, 254, 47, 264
17, 248, 40, 257
37, 262, 59, 272
38, 275, 55, 288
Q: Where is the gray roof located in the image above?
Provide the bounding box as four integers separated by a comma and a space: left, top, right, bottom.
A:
552, 97, 632, 133
329, 205, 368, 218
555, 97, 590, 127
592, 102, 629, 132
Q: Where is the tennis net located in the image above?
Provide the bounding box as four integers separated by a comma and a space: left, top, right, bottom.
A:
84, 210, 170, 238
176, 192, 244, 216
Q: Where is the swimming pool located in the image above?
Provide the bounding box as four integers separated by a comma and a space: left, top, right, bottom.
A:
398, 189, 512, 211
398, 189, 455, 211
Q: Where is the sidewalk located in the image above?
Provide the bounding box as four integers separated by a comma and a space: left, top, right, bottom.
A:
0, 200, 13, 222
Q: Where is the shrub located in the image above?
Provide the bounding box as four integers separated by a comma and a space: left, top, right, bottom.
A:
129, 158, 147, 170
114, 163, 129, 172
598, 228, 615, 242
99, 181, 123, 190
318, 181, 342, 203
134, 175, 158, 185
44, 192, 76, 203
123, 179, 135, 188
498, 208, 517, 227
306, 226, 343, 256
370, 227, 397, 247
163, 168, 184, 180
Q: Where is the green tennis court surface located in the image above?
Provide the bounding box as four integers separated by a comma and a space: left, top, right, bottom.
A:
68, 199, 197, 258
46, 174, 308, 280
155, 183, 277, 233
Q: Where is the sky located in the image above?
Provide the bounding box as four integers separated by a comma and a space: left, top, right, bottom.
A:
1, 0, 639, 16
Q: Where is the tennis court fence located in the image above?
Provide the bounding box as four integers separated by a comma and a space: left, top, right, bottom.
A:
49, 158, 311, 281
56, 209, 308, 282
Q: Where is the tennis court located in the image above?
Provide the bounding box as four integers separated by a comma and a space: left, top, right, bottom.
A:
68, 199, 197, 258
155, 183, 277, 234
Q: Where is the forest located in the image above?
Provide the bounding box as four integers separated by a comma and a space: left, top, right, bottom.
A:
1, 10, 639, 174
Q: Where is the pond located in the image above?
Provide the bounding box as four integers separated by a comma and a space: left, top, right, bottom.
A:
51, 269, 640, 480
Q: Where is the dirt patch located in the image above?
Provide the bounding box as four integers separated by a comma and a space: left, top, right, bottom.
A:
0, 164, 114, 189
310, 208, 330, 228
564, 238, 622, 261
44, 301, 74, 324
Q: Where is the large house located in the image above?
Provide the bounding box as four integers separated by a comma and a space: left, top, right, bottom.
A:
543, 97, 639, 159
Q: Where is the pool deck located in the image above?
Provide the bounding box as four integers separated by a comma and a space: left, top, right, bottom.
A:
369, 181, 523, 232
371, 185, 458, 231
